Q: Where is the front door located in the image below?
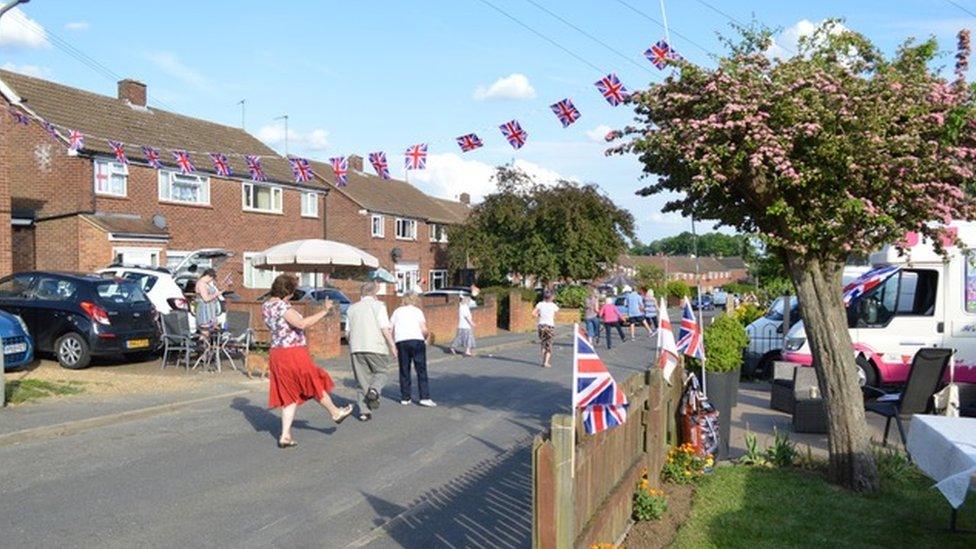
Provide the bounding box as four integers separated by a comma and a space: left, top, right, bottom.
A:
395, 263, 420, 295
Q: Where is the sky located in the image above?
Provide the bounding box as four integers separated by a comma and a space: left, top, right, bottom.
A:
1, 0, 973, 243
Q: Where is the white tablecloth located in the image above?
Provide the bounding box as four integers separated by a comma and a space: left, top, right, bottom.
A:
906, 415, 976, 509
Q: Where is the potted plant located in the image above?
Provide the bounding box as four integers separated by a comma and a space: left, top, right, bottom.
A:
689, 314, 749, 460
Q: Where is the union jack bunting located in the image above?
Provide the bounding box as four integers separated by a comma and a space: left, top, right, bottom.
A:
657, 297, 679, 382
550, 98, 581, 128
330, 156, 348, 186
574, 326, 628, 435
172, 150, 195, 174
368, 151, 390, 179
677, 298, 705, 360
41, 120, 60, 140
499, 119, 528, 150
142, 146, 162, 169
456, 133, 483, 153
108, 141, 129, 165
8, 108, 29, 125
290, 157, 314, 182
68, 130, 84, 152
209, 153, 232, 177
404, 143, 428, 170
594, 73, 629, 106
644, 39, 681, 69
245, 155, 266, 181
842, 265, 901, 305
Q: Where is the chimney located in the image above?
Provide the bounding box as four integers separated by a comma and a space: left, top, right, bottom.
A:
118, 79, 147, 107
459, 192, 471, 205
348, 154, 364, 172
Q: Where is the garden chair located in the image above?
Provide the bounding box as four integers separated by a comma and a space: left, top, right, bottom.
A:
161, 311, 195, 370
221, 310, 253, 372
864, 347, 952, 448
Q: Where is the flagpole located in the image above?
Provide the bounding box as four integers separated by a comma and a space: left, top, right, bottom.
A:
571, 323, 579, 478
658, 0, 672, 44
691, 214, 706, 398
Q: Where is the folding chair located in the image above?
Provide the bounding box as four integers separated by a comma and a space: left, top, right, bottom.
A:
161, 311, 194, 370
221, 310, 253, 372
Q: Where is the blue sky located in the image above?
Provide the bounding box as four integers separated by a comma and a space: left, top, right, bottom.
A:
1, 1, 973, 242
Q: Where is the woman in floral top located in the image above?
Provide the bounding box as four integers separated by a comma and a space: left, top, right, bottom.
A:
262, 273, 352, 448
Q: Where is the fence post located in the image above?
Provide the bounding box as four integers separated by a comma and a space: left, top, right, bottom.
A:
644, 368, 665, 487
551, 413, 575, 549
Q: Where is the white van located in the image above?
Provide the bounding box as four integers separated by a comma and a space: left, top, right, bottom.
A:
783, 223, 976, 387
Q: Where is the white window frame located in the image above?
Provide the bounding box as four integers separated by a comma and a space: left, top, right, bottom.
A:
112, 247, 161, 267
94, 158, 128, 197
243, 252, 279, 289
158, 169, 211, 205
242, 182, 283, 214
395, 217, 417, 241
429, 223, 448, 243
371, 214, 385, 238
301, 191, 318, 218
429, 269, 448, 290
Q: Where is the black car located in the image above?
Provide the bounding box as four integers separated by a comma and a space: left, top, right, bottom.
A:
0, 272, 160, 369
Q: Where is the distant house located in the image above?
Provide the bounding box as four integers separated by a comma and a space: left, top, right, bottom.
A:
615, 254, 749, 291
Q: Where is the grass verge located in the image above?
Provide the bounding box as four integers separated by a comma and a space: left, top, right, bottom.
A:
5, 379, 86, 405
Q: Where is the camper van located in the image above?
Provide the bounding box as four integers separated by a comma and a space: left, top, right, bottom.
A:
782, 222, 976, 387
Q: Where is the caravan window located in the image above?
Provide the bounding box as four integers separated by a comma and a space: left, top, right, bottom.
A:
853, 269, 938, 327
966, 253, 976, 313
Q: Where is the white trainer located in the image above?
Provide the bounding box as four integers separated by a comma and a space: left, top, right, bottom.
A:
418, 399, 438, 407
400, 399, 411, 406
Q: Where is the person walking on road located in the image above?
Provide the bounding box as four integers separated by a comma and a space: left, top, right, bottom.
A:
449, 295, 476, 356
642, 287, 659, 336
584, 287, 602, 345
599, 296, 627, 349
262, 274, 352, 448
624, 285, 652, 340
346, 281, 398, 422
391, 292, 436, 407
533, 290, 560, 368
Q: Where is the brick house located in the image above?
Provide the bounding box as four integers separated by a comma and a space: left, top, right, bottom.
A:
0, 70, 329, 300
311, 156, 471, 295
615, 254, 748, 291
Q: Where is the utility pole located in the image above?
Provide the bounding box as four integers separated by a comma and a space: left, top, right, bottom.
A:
275, 114, 289, 156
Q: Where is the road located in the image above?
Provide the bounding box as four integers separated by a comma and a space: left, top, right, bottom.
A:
0, 330, 659, 548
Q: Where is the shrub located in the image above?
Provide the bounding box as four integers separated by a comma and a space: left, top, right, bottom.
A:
731, 303, 764, 326
765, 428, 798, 467
723, 281, 758, 296
666, 280, 691, 300
688, 314, 749, 372
555, 285, 588, 309
738, 431, 768, 466
662, 443, 713, 484
633, 487, 668, 521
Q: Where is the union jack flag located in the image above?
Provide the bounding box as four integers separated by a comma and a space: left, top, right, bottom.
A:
330, 156, 348, 186
574, 326, 628, 435
677, 298, 705, 360
644, 39, 681, 69
41, 120, 60, 141
172, 150, 195, 173
290, 157, 314, 182
404, 143, 428, 170
499, 120, 527, 149
8, 108, 29, 125
456, 133, 483, 153
594, 73, 629, 107
657, 297, 680, 382
550, 98, 581, 128
369, 152, 390, 179
209, 153, 232, 177
245, 155, 266, 181
842, 265, 901, 305
108, 141, 129, 165
142, 146, 162, 169
68, 130, 84, 152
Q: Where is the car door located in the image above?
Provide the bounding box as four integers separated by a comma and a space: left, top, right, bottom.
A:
26, 275, 79, 351
0, 273, 38, 327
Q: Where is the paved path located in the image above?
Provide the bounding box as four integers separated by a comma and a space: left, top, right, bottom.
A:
0, 329, 657, 548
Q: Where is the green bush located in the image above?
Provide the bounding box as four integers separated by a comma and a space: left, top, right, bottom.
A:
555, 285, 588, 309
666, 280, 691, 300
723, 281, 758, 296
731, 303, 764, 326
690, 314, 749, 372
765, 428, 798, 467
633, 488, 668, 521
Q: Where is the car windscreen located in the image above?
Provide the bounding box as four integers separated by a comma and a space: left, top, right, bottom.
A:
314, 290, 350, 303
120, 272, 158, 293
95, 280, 149, 306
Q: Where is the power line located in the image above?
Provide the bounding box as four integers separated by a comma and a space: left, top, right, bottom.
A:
945, 0, 976, 18
610, 0, 715, 56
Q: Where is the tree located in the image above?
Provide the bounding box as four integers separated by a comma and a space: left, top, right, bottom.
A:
635, 231, 755, 257
449, 166, 635, 285
635, 263, 666, 295
611, 22, 976, 490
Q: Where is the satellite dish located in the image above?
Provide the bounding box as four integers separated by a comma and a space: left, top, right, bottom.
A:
391, 247, 402, 261
152, 214, 167, 229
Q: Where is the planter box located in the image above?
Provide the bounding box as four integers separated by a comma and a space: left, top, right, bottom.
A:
704, 370, 736, 460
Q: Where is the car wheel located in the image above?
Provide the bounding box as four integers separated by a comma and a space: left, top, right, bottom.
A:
856, 355, 878, 387
55, 332, 91, 370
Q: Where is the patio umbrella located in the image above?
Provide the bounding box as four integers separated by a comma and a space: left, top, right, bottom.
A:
367, 268, 397, 284
251, 239, 379, 279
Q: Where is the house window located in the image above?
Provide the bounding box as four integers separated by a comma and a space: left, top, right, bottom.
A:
429, 223, 448, 243
301, 192, 318, 217
429, 269, 448, 290
299, 272, 324, 287
112, 247, 160, 267
371, 214, 385, 238
158, 170, 210, 205
243, 182, 283, 213
94, 159, 127, 197
243, 252, 278, 289
395, 218, 417, 240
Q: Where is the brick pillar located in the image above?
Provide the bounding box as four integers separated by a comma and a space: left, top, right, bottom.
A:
0, 103, 12, 277
305, 304, 341, 359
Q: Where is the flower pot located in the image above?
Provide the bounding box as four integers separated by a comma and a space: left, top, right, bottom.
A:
704, 370, 737, 461
730, 366, 740, 407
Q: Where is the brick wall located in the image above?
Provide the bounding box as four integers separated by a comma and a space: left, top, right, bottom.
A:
508, 290, 535, 333
11, 226, 33, 273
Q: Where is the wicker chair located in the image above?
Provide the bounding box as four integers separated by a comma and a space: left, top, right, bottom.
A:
770, 361, 797, 413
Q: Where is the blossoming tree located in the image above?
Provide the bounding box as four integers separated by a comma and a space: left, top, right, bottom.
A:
612, 22, 976, 490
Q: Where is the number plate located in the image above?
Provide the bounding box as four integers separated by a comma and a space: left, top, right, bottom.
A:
126, 339, 150, 349
3, 343, 27, 354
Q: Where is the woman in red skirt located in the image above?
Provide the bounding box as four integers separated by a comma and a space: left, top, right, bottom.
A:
262, 273, 352, 448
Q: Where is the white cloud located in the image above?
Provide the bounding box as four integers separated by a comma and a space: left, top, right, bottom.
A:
408, 153, 571, 202
586, 124, 613, 142
145, 51, 214, 92
64, 21, 89, 31
256, 124, 330, 152
1, 62, 50, 78
767, 19, 849, 59
473, 73, 536, 101
305, 129, 330, 151
0, 6, 48, 49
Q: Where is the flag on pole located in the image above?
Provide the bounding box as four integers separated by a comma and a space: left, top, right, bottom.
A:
330, 156, 349, 186
209, 153, 232, 177
550, 98, 581, 127
369, 151, 390, 179
108, 141, 129, 165
172, 150, 195, 173
68, 130, 85, 152
657, 297, 679, 382
574, 326, 628, 435
245, 155, 266, 181
594, 73, 629, 106
404, 143, 428, 170
456, 133, 483, 152
142, 146, 162, 169
677, 298, 705, 360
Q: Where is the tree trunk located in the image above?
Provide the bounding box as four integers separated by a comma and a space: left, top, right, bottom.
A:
786, 255, 879, 491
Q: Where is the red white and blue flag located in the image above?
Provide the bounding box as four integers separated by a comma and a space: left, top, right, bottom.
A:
8, 107, 29, 125
142, 146, 162, 169
41, 120, 60, 141
108, 141, 129, 165
657, 297, 680, 381
456, 133, 483, 153
369, 151, 390, 179
209, 153, 232, 177
842, 265, 901, 305
550, 98, 581, 128
290, 157, 314, 182
644, 39, 681, 69
330, 156, 349, 186
172, 150, 195, 173
594, 73, 629, 106
68, 130, 84, 152
574, 326, 628, 435
677, 298, 705, 360
499, 120, 528, 149
245, 155, 266, 181
405, 144, 428, 170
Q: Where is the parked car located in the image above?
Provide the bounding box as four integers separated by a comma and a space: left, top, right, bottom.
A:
422, 288, 479, 308
0, 309, 34, 371
691, 294, 715, 310
0, 272, 160, 369
258, 286, 351, 331
712, 290, 729, 307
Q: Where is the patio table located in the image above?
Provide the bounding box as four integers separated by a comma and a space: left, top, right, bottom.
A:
906, 414, 976, 531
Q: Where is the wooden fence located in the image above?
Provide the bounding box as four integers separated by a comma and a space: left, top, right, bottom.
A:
532, 366, 684, 548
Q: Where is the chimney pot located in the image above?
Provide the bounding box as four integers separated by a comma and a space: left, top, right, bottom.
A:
459, 192, 471, 205
118, 79, 147, 107
348, 154, 364, 172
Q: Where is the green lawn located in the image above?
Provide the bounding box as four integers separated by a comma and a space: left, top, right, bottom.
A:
673, 462, 976, 548
4, 379, 86, 405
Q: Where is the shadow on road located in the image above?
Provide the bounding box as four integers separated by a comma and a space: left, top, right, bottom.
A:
230, 397, 336, 441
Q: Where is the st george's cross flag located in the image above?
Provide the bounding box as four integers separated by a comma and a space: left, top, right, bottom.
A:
574, 326, 628, 435
550, 98, 581, 128
657, 297, 680, 382
644, 39, 681, 69
330, 156, 349, 186
499, 120, 528, 149
68, 130, 84, 152
108, 141, 129, 165
142, 146, 162, 169
245, 155, 266, 181
172, 150, 195, 174
405, 144, 428, 170
677, 298, 705, 360
369, 152, 390, 179
209, 153, 232, 177
594, 73, 629, 106
456, 133, 483, 153
290, 157, 314, 182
